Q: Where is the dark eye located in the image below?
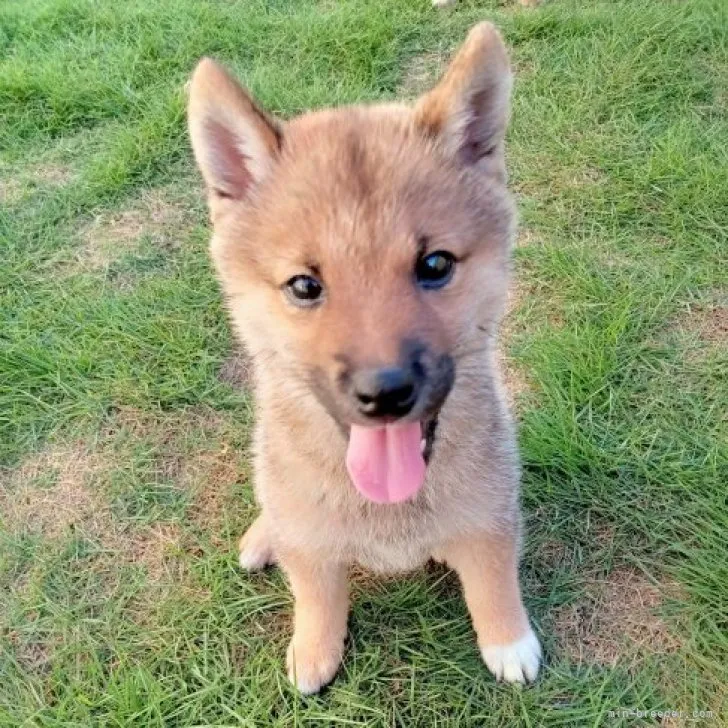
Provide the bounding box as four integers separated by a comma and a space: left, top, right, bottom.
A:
284, 274, 324, 307
415, 251, 456, 290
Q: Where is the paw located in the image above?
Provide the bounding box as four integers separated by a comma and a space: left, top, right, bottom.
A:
432, 0, 456, 7
238, 518, 275, 571
481, 628, 541, 683
286, 635, 344, 694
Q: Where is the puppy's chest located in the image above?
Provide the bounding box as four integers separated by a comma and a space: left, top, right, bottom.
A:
354, 538, 432, 573
258, 417, 472, 571
319, 497, 442, 573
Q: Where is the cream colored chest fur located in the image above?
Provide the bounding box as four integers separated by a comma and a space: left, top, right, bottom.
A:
253, 373, 521, 574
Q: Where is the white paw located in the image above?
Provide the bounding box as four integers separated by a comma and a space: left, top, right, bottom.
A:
432, 0, 457, 7
286, 638, 343, 695
481, 628, 542, 683
238, 541, 273, 571
238, 521, 274, 571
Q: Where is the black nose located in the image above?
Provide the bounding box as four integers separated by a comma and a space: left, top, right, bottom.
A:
352, 365, 421, 418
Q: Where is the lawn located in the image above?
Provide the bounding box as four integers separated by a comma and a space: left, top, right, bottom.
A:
1, 0, 726, 725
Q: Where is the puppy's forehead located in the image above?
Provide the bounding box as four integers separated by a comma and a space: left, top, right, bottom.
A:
266, 108, 463, 255
283, 106, 430, 192
247, 105, 511, 277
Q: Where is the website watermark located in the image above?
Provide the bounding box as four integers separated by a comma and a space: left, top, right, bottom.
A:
609, 708, 715, 721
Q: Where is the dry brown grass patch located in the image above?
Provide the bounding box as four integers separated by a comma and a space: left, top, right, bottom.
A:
124, 522, 186, 582
0, 162, 74, 205
0, 442, 105, 541
5, 632, 57, 674
218, 349, 253, 389
537, 538, 568, 568
553, 567, 681, 667
517, 227, 542, 247
1, 437, 187, 580
76, 186, 199, 271
178, 434, 248, 542
398, 51, 447, 98
102, 405, 248, 540
568, 165, 605, 187
31, 162, 73, 187
0, 176, 24, 205
673, 303, 727, 347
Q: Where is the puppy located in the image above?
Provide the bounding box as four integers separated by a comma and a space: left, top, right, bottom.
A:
188, 22, 541, 694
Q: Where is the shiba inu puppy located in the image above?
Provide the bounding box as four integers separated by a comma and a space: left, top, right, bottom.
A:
188, 22, 541, 694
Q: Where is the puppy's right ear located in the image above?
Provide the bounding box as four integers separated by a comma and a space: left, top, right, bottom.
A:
187, 59, 282, 213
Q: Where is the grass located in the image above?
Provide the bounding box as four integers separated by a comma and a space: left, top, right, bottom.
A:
1, 0, 726, 724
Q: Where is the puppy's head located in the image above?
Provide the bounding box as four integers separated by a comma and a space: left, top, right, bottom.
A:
188, 23, 514, 504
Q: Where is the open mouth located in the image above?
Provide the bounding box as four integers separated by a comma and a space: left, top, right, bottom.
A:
345, 413, 441, 506
420, 416, 439, 464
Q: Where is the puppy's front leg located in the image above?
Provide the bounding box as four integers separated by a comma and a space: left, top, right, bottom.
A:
439, 532, 541, 683
279, 548, 349, 694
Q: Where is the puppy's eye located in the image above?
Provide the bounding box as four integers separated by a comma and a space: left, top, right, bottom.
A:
284, 275, 324, 307
415, 251, 456, 290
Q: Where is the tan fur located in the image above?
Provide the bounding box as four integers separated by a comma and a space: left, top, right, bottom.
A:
435, 532, 530, 646
188, 22, 542, 693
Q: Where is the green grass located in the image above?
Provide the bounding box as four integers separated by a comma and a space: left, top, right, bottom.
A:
1, 0, 726, 724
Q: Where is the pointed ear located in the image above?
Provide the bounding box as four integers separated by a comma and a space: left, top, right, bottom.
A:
187, 58, 282, 208
414, 23, 512, 170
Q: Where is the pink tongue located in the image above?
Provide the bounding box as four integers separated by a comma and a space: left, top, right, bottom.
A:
346, 422, 426, 504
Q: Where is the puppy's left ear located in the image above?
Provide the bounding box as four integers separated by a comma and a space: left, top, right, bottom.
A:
414, 22, 512, 174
